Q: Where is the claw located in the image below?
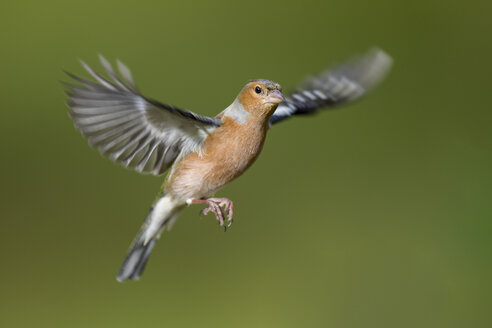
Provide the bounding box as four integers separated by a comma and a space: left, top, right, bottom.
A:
188, 198, 235, 230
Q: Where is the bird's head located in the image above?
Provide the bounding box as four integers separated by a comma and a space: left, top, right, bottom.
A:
237, 79, 284, 118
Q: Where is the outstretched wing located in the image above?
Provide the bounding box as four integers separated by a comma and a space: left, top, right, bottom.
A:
64, 55, 221, 176
270, 48, 393, 125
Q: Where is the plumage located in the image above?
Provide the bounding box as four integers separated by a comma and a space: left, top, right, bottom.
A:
65, 56, 221, 175
64, 48, 392, 281
166, 114, 270, 201
269, 48, 392, 125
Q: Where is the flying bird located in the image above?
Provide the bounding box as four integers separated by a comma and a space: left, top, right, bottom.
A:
64, 48, 392, 282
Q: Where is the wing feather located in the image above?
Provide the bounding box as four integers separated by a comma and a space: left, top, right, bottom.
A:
65, 56, 221, 175
270, 48, 392, 125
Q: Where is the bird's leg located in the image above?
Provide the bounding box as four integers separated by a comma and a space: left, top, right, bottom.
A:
187, 198, 234, 228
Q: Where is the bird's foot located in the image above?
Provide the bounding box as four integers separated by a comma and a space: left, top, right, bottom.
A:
188, 198, 234, 230
205, 198, 234, 227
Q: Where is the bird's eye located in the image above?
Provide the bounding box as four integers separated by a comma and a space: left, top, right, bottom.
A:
254, 86, 262, 94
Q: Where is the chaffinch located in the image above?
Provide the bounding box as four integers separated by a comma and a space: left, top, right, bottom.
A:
64, 48, 392, 281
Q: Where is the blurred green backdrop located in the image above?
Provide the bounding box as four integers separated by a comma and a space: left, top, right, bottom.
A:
0, 0, 490, 327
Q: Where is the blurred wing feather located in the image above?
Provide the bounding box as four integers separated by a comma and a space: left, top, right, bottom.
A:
270, 48, 393, 125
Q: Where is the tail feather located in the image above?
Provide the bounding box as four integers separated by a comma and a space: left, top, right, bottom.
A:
117, 233, 155, 281
130, 239, 156, 279
116, 194, 182, 282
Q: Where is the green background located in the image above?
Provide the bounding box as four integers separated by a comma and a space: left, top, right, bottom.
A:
1, 0, 490, 327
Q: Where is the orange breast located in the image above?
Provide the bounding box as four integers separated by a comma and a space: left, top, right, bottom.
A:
165, 116, 269, 200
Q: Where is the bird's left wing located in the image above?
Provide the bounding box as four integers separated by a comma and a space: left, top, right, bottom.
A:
64, 56, 221, 176
270, 48, 393, 125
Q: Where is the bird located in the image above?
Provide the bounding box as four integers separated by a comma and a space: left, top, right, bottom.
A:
64, 48, 392, 282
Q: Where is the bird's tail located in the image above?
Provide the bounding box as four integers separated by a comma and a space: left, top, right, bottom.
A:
117, 193, 183, 282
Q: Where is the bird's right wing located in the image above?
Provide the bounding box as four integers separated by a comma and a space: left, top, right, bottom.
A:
270, 48, 393, 125
64, 56, 221, 176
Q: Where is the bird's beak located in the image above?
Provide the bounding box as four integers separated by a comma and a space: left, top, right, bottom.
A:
266, 90, 285, 104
